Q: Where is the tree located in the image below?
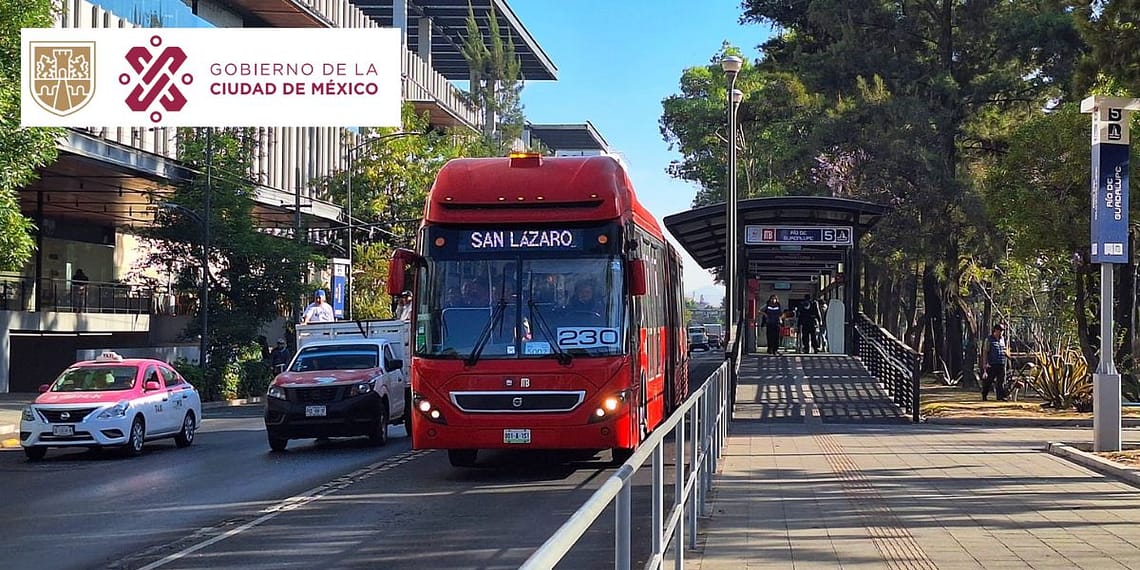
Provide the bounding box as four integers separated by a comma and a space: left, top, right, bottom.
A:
0, 0, 64, 270
315, 105, 480, 319
136, 128, 316, 399
730, 1, 1085, 378
461, 1, 525, 149
1074, 0, 1140, 95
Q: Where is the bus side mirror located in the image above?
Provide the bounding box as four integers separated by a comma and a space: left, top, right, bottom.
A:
629, 259, 647, 296
388, 248, 421, 296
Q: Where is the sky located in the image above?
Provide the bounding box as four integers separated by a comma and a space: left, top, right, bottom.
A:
508, 1, 772, 307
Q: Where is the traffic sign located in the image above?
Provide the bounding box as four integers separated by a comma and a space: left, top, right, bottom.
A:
744, 225, 853, 246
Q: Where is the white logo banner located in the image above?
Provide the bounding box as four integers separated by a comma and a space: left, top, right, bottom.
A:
21, 28, 402, 127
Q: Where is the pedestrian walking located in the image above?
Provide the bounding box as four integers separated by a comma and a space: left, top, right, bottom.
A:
760, 295, 783, 355
980, 323, 1009, 401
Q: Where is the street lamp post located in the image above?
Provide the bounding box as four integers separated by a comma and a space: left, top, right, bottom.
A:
721, 55, 743, 353
344, 130, 425, 320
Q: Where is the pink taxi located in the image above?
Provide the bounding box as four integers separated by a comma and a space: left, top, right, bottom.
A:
20, 351, 202, 461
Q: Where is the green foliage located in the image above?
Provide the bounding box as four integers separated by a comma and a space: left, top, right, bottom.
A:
1074, 1, 1140, 96
315, 105, 486, 318
136, 128, 315, 400
1027, 349, 1092, 410
0, 0, 64, 271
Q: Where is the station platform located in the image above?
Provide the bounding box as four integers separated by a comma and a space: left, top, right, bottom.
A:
691, 353, 1140, 569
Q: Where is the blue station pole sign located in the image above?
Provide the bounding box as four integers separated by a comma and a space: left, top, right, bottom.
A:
744, 225, 853, 246
1083, 97, 1135, 264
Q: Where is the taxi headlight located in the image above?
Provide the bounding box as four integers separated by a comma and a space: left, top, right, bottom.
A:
21, 407, 36, 422
267, 386, 287, 400
98, 401, 129, 419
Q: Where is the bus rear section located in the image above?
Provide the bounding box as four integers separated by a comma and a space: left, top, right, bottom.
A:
393, 154, 687, 467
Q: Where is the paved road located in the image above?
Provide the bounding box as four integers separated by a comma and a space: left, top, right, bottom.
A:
0, 352, 725, 570
0, 406, 414, 570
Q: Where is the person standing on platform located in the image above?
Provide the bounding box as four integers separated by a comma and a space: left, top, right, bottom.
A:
760, 295, 783, 356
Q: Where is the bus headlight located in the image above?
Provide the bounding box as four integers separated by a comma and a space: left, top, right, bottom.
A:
589, 391, 629, 423
413, 393, 447, 424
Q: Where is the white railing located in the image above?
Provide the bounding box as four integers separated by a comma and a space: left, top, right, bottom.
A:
521, 361, 732, 570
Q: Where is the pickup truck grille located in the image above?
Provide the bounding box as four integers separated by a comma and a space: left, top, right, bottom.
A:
451, 391, 584, 413
290, 386, 342, 403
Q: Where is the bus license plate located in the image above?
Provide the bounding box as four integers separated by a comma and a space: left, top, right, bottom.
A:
305, 405, 327, 417
52, 425, 75, 437
503, 429, 531, 444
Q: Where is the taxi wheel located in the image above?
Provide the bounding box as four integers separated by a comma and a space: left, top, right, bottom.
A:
123, 417, 145, 457
268, 436, 288, 452
368, 404, 390, 446
24, 447, 47, 461
174, 412, 196, 448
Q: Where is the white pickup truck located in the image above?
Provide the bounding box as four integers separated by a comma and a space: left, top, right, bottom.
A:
263, 320, 412, 451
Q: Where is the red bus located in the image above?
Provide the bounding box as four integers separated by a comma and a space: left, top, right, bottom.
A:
389, 153, 688, 467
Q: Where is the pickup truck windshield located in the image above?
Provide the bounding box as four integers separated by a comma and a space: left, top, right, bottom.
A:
291, 344, 379, 371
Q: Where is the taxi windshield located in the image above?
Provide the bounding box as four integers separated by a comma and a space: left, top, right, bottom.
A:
51, 366, 138, 392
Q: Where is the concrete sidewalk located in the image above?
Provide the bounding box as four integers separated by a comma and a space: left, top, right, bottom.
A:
690, 353, 1140, 569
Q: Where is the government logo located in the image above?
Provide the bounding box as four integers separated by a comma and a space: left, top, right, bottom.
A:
29, 42, 95, 116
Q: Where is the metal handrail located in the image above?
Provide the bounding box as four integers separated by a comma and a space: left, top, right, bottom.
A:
521, 361, 731, 569
0, 276, 155, 315
854, 312, 921, 422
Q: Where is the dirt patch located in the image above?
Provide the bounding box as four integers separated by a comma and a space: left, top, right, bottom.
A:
919, 378, 1140, 420
1096, 451, 1140, 467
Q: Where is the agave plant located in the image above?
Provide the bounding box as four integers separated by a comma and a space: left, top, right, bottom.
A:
1026, 349, 1091, 410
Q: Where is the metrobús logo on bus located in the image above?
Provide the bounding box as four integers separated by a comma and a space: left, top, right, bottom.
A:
466, 230, 581, 251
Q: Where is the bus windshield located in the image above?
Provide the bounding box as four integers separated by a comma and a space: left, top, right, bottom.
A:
417, 256, 626, 360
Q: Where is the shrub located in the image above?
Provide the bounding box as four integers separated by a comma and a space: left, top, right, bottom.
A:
1027, 349, 1091, 410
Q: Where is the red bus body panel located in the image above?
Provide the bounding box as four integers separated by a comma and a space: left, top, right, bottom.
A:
412, 154, 686, 455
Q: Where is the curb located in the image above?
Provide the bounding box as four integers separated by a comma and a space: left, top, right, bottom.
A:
924, 417, 1140, 428
1046, 441, 1140, 488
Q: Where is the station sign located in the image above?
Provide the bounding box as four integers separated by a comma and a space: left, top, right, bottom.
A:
745, 225, 853, 246
1086, 99, 1132, 264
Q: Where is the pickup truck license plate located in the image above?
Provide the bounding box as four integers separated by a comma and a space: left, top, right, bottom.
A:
305, 405, 327, 417
503, 429, 530, 444
52, 425, 75, 437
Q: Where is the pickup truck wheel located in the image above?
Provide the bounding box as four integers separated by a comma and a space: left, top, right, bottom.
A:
369, 404, 390, 446
403, 406, 413, 437
268, 436, 288, 452
448, 449, 477, 467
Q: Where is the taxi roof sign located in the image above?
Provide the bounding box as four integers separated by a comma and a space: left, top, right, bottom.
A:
95, 351, 124, 362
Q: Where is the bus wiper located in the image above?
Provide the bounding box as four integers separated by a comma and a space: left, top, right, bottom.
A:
528, 300, 571, 366
465, 300, 507, 367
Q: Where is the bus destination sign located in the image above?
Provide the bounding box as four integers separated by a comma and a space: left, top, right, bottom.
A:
744, 225, 853, 246
460, 229, 583, 252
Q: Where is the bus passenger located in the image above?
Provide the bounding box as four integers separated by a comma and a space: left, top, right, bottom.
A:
459, 279, 489, 307
565, 279, 601, 314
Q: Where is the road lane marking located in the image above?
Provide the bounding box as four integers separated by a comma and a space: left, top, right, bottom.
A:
131, 449, 432, 570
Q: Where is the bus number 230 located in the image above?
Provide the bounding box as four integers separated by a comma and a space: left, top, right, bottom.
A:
557, 327, 620, 348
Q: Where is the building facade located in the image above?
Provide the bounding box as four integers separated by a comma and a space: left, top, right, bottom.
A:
1, 0, 557, 391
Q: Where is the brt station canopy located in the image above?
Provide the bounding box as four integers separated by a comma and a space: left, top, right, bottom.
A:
663, 196, 888, 353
